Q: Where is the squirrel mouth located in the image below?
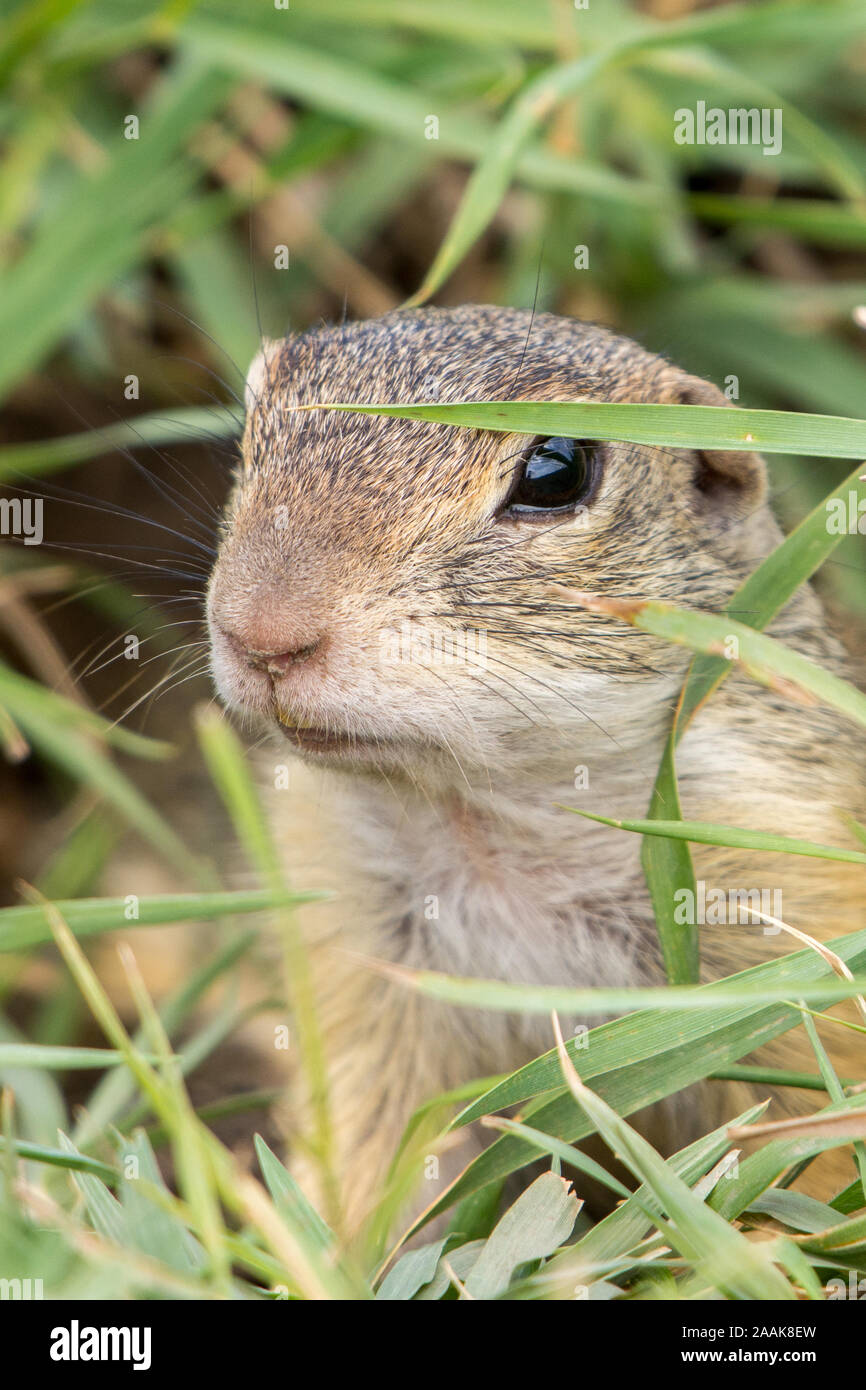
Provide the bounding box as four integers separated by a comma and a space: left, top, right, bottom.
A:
274, 710, 387, 758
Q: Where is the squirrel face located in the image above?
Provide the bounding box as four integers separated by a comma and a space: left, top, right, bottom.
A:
207, 305, 768, 783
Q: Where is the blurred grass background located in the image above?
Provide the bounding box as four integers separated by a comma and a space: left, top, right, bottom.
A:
1, 0, 866, 1276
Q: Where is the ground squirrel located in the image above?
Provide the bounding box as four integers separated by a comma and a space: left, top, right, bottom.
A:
207, 305, 865, 1237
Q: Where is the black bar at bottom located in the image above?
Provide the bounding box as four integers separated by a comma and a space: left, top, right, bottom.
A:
0, 1295, 857, 1375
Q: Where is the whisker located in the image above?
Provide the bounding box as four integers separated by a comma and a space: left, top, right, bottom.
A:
481, 650, 625, 751
4, 479, 216, 558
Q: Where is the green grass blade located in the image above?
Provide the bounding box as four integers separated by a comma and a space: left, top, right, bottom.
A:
462, 1170, 580, 1300
0, 662, 172, 759
196, 707, 340, 1232
677, 462, 866, 728
0, 888, 319, 952
640, 459, 866, 987
563, 1102, 767, 1275
310, 398, 866, 457
550, 1029, 795, 1299
0, 57, 234, 402
711, 1093, 866, 1222
180, 16, 656, 208
405, 0, 866, 301
0, 1044, 158, 1069
2, 701, 189, 876
370, 960, 866, 1015
375, 1236, 452, 1301
640, 728, 698, 985
564, 807, 866, 866
254, 1135, 336, 1255
566, 590, 866, 728
404, 926, 866, 1229
57, 1131, 127, 1244
405, 49, 610, 305
119, 1130, 205, 1272
688, 193, 866, 248
0, 1136, 118, 1183
640, 46, 865, 202
0, 407, 239, 482
481, 1116, 633, 1206
71, 931, 261, 1149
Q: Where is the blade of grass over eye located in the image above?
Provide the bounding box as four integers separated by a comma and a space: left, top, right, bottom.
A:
562, 809, 866, 866
0, 407, 240, 482
307, 400, 866, 458
0, 888, 319, 952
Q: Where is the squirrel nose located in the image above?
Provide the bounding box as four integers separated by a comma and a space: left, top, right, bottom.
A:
215, 618, 323, 678
210, 581, 325, 679
245, 641, 321, 676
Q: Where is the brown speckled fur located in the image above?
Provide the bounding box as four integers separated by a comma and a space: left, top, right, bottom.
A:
207, 306, 865, 1242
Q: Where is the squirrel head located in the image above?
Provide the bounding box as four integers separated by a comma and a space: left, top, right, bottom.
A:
207, 305, 769, 783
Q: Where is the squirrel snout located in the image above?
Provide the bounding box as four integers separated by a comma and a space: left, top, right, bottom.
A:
219, 623, 323, 678
244, 639, 321, 675
210, 574, 326, 683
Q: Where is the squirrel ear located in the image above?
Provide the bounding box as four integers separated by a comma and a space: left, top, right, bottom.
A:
244, 338, 282, 414
671, 374, 767, 527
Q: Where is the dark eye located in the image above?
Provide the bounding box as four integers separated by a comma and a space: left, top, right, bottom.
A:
504, 437, 600, 517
